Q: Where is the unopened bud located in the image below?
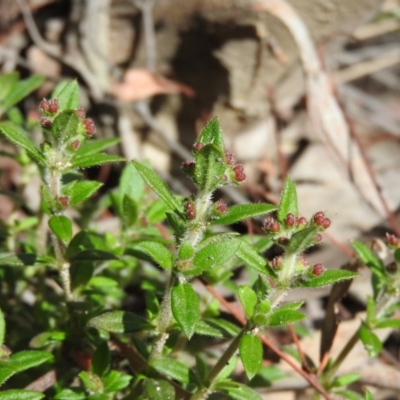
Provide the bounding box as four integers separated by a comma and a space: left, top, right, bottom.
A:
83, 118, 96, 135
58, 196, 70, 208
265, 217, 280, 233
297, 216, 307, 226
225, 153, 235, 165
315, 233, 322, 243
233, 165, 246, 182
311, 263, 324, 276
182, 160, 195, 172
322, 218, 331, 229
70, 140, 81, 150
278, 237, 289, 245
39, 99, 50, 113
40, 117, 52, 129
215, 199, 228, 214
385, 233, 399, 248
285, 213, 295, 227
76, 108, 86, 119
48, 98, 59, 114
193, 142, 204, 153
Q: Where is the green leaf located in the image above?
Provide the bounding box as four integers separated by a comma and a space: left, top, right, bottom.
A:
119, 161, 145, 202
75, 137, 120, 157
64, 180, 103, 205
29, 331, 66, 348
2, 75, 44, 110
0, 350, 53, 374
300, 270, 358, 287
364, 388, 374, 400
132, 161, 181, 212
51, 110, 79, 140
195, 117, 224, 150
102, 370, 132, 392
204, 319, 241, 337
359, 324, 382, 358
122, 195, 138, 227
286, 227, 320, 255
331, 373, 361, 388
171, 283, 200, 339
194, 320, 225, 338
143, 379, 175, 400
0, 308, 5, 346
268, 309, 305, 326
211, 203, 277, 225
238, 285, 258, 319
131, 240, 173, 269
71, 153, 125, 169
0, 390, 45, 400
193, 144, 226, 192
53, 80, 79, 110
375, 318, 400, 328
0, 367, 15, 386
193, 238, 240, 270
66, 231, 109, 259
48, 215, 73, 243
69, 250, 116, 262
151, 359, 193, 384
54, 389, 86, 400
0, 122, 46, 165
239, 334, 263, 380
334, 390, 364, 400
351, 240, 385, 279
236, 239, 268, 275
91, 341, 110, 378
393, 248, 400, 264
0, 72, 18, 102
278, 177, 298, 222
87, 311, 152, 333
215, 380, 263, 400
0, 253, 41, 267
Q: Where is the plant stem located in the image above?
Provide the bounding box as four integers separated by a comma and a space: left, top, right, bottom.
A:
148, 273, 175, 362
190, 326, 247, 400
324, 328, 360, 383
47, 167, 73, 301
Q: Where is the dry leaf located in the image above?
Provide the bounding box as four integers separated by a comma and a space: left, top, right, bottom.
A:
109, 68, 195, 102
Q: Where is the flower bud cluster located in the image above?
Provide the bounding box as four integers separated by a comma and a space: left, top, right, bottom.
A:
38, 97, 96, 148
184, 201, 196, 220
385, 233, 399, 249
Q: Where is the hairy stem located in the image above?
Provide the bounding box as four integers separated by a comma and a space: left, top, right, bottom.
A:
148, 273, 175, 362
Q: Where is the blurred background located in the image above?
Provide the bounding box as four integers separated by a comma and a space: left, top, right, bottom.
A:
1, 1, 400, 396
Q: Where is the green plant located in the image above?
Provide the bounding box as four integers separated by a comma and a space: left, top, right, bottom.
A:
0, 75, 399, 400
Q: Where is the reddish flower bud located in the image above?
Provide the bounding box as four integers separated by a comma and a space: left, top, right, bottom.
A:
311, 263, 324, 276
270, 256, 283, 269
40, 117, 52, 129
58, 196, 70, 208
182, 160, 196, 172
215, 199, 228, 214
71, 140, 81, 150
315, 233, 322, 243
386, 262, 398, 274
285, 213, 295, 227
83, 118, 96, 135
314, 215, 324, 227
186, 209, 196, 220
314, 211, 325, 220
76, 108, 86, 119
225, 153, 236, 165
233, 165, 244, 173
278, 237, 289, 245
265, 217, 280, 233
221, 175, 228, 183
0, 345, 11, 360
322, 218, 331, 229
385, 233, 399, 248
48, 98, 59, 114
193, 142, 204, 153
39, 99, 50, 113
298, 254, 308, 267
297, 216, 307, 226
185, 202, 195, 211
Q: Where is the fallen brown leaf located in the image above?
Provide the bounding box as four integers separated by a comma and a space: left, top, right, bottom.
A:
109, 68, 195, 101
